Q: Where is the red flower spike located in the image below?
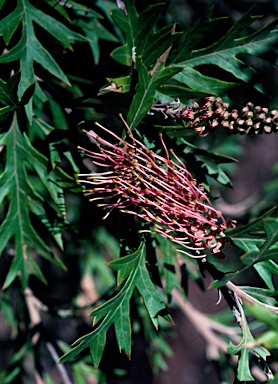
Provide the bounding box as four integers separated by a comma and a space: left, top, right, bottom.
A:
78, 116, 233, 258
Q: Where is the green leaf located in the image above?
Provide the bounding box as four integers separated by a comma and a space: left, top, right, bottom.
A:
156, 85, 209, 104
136, 260, 171, 329
60, 242, 170, 366
173, 67, 239, 94
225, 206, 277, 249
227, 303, 270, 382
127, 59, 184, 129
238, 286, 278, 306
169, 6, 226, 64
0, 0, 6, 10
106, 76, 131, 93
0, 4, 22, 45
211, 209, 278, 288
236, 348, 255, 382
200, 157, 232, 187
169, 7, 278, 94
0, 115, 68, 289
111, 1, 166, 66
254, 260, 278, 290
241, 218, 278, 266
75, 18, 118, 65
0, 73, 20, 107
109, 243, 144, 285
0, 0, 87, 101
155, 236, 180, 297
90, 332, 106, 368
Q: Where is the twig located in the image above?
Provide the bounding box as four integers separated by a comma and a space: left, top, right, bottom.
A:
46, 342, 73, 384
172, 288, 239, 360
216, 193, 260, 218
226, 281, 278, 314
172, 288, 274, 381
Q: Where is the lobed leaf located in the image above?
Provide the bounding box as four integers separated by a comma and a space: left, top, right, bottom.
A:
60, 242, 170, 366
0, 115, 68, 289
169, 7, 278, 94
111, 1, 168, 66
127, 59, 184, 129
227, 304, 270, 381
0, 0, 87, 118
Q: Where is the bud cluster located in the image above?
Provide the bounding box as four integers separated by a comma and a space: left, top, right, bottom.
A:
78, 117, 235, 258
183, 97, 278, 136
151, 97, 278, 137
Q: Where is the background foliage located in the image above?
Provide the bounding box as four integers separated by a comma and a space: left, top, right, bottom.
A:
0, 0, 278, 383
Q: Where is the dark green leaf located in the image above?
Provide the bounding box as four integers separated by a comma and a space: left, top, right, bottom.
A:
0, 116, 67, 289
173, 67, 239, 94
169, 7, 278, 93
127, 59, 184, 129
157, 85, 209, 104
111, 1, 166, 66
254, 260, 278, 290
241, 218, 278, 266
227, 303, 270, 381
60, 242, 170, 365
75, 18, 118, 65
0, 4, 22, 45
0, 0, 87, 115
0, 72, 20, 106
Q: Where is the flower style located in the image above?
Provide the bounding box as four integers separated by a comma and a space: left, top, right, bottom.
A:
78, 116, 234, 258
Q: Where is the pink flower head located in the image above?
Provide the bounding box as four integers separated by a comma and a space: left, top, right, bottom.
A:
78, 116, 232, 258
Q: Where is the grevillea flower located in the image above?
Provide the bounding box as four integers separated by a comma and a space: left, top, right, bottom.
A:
78, 116, 235, 258
182, 97, 278, 136
150, 97, 278, 137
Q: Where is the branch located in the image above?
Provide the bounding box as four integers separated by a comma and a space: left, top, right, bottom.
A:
46, 342, 73, 384
172, 288, 239, 360
226, 281, 278, 314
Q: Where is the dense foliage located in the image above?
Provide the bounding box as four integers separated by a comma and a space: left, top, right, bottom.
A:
0, 0, 278, 383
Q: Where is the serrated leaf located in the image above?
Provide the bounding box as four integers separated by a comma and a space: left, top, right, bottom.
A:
173, 67, 239, 94
240, 218, 278, 266
236, 348, 255, 382
239, 286, 278, 306
169, 7, 278, 94
60, 242, 170, 366
225, 206, 277, 240
254, 260, 278, 290
90, 332, 106, 368
111, 1, 166, 66
60, 244, 144, 365
200, 157, 232, 187
0, 116, 67, 288
109, 242, 143, 285
0, 4, 22, 45
227, 303, 270, 382
169, 6, 227, 64
114, 300, 131, 356
0, 0, 87, 110
0, 72, 20, 107
76, 18, 118, 65
156, 85, 209, 104
136, 259, 172, 329
155, 236, 180, 297
127, 59, 184, 129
